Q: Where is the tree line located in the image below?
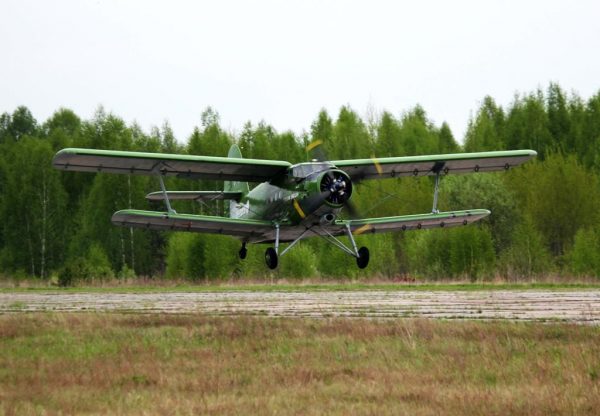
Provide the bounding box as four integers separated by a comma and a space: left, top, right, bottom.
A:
1, 83, 600, 283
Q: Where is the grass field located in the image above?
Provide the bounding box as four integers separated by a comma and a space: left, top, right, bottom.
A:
1, 314, 599, 415
2, 280, 600, 294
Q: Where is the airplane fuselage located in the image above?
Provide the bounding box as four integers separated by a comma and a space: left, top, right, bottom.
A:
230, 161, 350, 226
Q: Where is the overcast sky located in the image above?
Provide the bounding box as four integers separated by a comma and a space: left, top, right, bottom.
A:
2, 0, 599, 144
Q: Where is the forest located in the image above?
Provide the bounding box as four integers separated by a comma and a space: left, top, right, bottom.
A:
1, 83, 600, 284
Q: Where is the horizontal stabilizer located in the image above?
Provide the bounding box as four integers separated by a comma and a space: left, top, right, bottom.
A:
146, 191, 242, 202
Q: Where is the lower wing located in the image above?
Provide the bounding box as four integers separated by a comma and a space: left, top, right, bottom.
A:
112, 209, 490, 243
332, 209, 491, 235
111, 210, 275, 240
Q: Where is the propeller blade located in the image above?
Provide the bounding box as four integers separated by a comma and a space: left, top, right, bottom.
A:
344, 200, 361, 219
306, 139, 328, 162
301, 190, 332, 214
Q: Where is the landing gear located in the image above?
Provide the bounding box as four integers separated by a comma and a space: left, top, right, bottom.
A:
239, 243, 247, 260
261, 222, 370, 270
265, 247, 278, 270
356, 246, 370, 269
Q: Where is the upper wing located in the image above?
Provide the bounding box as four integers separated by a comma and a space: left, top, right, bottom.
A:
53, 148, 291, 182
332, 150, 536, 180
326, 209, 491, 236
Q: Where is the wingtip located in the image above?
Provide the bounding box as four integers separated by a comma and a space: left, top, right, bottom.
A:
145, 192, 163, 201
53, 148, 85, 166
52, 148, 72, 169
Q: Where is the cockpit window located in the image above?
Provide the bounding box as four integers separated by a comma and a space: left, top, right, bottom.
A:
290, 162, 333, 178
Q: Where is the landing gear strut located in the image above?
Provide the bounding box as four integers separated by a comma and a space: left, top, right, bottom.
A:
262, 222, 371, 270
239, 243, 247, 260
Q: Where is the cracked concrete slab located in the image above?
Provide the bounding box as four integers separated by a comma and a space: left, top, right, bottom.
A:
1, 290, 599, 323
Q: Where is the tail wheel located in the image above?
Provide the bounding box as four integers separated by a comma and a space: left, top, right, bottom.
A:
356, 246, 370, 269
239, 246, 247, 260
265, 247, 278, 269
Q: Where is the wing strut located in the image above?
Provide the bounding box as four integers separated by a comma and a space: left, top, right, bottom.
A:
432, 171, 441, 214
306, 225, 359, 258
345, 224, 360, 257
158, 174, 176, 215
279, 228, 311, 257
431, 162, 444, 214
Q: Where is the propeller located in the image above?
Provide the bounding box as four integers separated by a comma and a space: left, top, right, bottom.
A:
306, 139, 361, 219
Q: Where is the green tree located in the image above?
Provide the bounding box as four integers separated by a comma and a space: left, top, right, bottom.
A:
437, 122, 459, 153
309, 109, 334, 159
547, 83, 571, 151
375, 111, 403, 157
0, 138, 67, 277
403, 225, 495, 280
505, 91, 553, 156
582, 92, 600, 169
464, 96, 505, 152
330, 106, 372, 159
569, 228, 600, 277
398, 106, 439, 156
449, 226, 495, 280
507, 153, 600, 255
441, 174, 518, 252
500, 216, 552, 278
161, 121, 178, 153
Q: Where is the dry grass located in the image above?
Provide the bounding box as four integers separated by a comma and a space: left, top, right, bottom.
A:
1, 314, 599, 415
2, 274, 600, 291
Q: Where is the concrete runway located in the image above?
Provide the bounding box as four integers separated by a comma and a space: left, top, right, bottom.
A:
1, 290, 600, 323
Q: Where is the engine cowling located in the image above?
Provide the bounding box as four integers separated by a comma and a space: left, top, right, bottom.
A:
320, 170, 352, 206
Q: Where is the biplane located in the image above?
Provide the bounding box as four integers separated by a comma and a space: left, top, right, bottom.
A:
52, 144, 536, 269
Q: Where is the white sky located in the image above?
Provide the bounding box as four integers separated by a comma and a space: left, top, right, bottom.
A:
1, 0, 599, 144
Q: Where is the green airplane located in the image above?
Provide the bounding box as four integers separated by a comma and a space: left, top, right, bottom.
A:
52, 144, 536, 269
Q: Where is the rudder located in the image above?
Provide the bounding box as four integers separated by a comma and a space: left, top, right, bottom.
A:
224, 144, 250, 196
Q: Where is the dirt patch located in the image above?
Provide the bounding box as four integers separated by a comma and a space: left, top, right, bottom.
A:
1, 290, 599, 323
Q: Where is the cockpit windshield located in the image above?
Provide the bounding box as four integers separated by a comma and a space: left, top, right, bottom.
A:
290, 162, 334, 178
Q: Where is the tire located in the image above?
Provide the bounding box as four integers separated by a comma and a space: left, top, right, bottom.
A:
265, 247, 278, 269
356, 246, 370, 269
239, 247, 247, 260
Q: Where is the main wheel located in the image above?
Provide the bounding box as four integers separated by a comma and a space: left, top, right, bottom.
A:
265, 247, 278, 269
356, 246, 370, 269
239, 244, 247, 260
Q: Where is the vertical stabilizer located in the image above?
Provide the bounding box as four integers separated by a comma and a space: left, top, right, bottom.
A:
224, 144, 250, 217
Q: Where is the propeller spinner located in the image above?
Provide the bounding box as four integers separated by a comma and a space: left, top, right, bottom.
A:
320, 170, 352, 205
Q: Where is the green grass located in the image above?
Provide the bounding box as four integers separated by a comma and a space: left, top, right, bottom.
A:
2, 281, 600, 294
1, 314, 599, 415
